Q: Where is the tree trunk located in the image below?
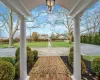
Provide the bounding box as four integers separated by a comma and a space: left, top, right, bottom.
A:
69, 36, 72, 44
9, 10, 13, 48
9, 33, 13, 47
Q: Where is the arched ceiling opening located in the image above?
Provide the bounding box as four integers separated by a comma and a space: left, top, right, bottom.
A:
22, 0, 78, 11
1, 0, 98, 18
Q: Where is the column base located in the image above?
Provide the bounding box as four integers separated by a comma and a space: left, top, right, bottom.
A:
71, 75, 76, 80
19, 76, 30, 80
25, 76, 30, 80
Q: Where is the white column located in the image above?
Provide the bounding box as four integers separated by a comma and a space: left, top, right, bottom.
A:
19, 15, 29, 80
72, 14, 81, 80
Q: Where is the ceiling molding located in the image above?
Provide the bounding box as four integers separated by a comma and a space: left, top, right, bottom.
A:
69, 0, 98, 18
1, 0, 30, 18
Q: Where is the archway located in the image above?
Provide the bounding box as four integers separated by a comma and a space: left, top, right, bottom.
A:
0, 0, 98, 80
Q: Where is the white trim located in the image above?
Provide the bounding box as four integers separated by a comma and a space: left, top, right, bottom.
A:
1, 0, 21, 16
68, 0, 80, 15
71, 75, 76, 80
8, 0, 30, 17
69, 0, 98, 18
1, 0, 30, 17
25, 76, 30, 80
19, 76, 30, 80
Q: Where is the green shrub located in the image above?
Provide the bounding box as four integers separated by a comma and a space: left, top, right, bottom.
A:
91, 58, 100, 76
15, 52, 34, 77
15, 47, 20, 58
0, 60, 15, 80
68, 52, 84, 67
70, 47, 73, 52
32, 50, 38, 60
15, 47, 31, 62
81, 60, 87, 74
0, 57, 15, 65
68, 52, 73, 67
68, 52, 86, 75
15, 61, 20, 78
16, 51, 34, 67
27, 51, 34, 67
27, 46, 31, 51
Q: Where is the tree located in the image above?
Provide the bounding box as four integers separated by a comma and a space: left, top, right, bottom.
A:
62, 14, 73, 43
32, 32, 39, 41
45, 8, 73, 43
8, 10, 19, 47
0, 3, 19, 47
0, 2, 46, 47
81, 0, 100, 35
56, 9, 73, 43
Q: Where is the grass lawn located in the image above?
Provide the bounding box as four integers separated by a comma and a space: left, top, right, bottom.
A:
83, 55, 100, 61
0, 44, 9, 48
0, 41, 73, 48
51, 42, 72, 47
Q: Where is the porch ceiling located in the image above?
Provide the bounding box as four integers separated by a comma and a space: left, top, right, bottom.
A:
0, 0, 98, 18
21, 0, 78, 11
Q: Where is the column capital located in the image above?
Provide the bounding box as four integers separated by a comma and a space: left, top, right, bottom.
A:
72, 12, 83, 20
18, 14, 25, 20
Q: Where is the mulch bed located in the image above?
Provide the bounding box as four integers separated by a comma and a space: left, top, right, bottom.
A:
60, 56, 99, 80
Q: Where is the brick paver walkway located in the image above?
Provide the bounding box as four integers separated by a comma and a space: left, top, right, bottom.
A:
29, 56, 72, 80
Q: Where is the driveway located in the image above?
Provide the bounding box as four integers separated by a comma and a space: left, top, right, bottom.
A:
0, 48, 16, 57
81, 43, 100, 55
31, 47, 70, 56
0, 43, 100, 57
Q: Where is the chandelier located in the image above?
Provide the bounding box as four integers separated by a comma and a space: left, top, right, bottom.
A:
46, 0, 55, 13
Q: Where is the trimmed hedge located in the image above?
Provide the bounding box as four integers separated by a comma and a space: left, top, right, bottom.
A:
15, 47, 31, 62
0, 60, 15, 80
15, 47, 20, 62
15, 51, 34, 77
68, 52, 73, 67
0, 57, 15, 65
91, 58, 100, 76
70, 47, 73, 52
32, 50, 38, 60
68, 52, 86, 75
68, 52, 84, 67
81, 60, 87, 74
15, 46, 38, 78
27, 51, 34, 67
15, 61, 20, 78
16, 51, 34, 67
15, 52, 34, 78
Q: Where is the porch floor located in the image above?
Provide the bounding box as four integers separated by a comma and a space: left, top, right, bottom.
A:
29, 56, 72, 80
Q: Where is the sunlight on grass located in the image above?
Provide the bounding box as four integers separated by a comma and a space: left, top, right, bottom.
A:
14, 42, 48, 48
0, 42, 73, 48
52, 42, 72, 47
0, 44, 8, 48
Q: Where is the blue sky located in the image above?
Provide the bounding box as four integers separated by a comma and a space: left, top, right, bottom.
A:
26, 4, 67, 37
0, 0, 100, 38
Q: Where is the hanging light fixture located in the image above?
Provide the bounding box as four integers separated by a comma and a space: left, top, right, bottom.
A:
46, 0, 55, 13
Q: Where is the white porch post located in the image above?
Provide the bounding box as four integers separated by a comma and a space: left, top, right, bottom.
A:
19, 15, 29, 80
72, 14, 81, 80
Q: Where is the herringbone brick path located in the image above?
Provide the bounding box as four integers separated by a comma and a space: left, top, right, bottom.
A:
29, 56, 72, 80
